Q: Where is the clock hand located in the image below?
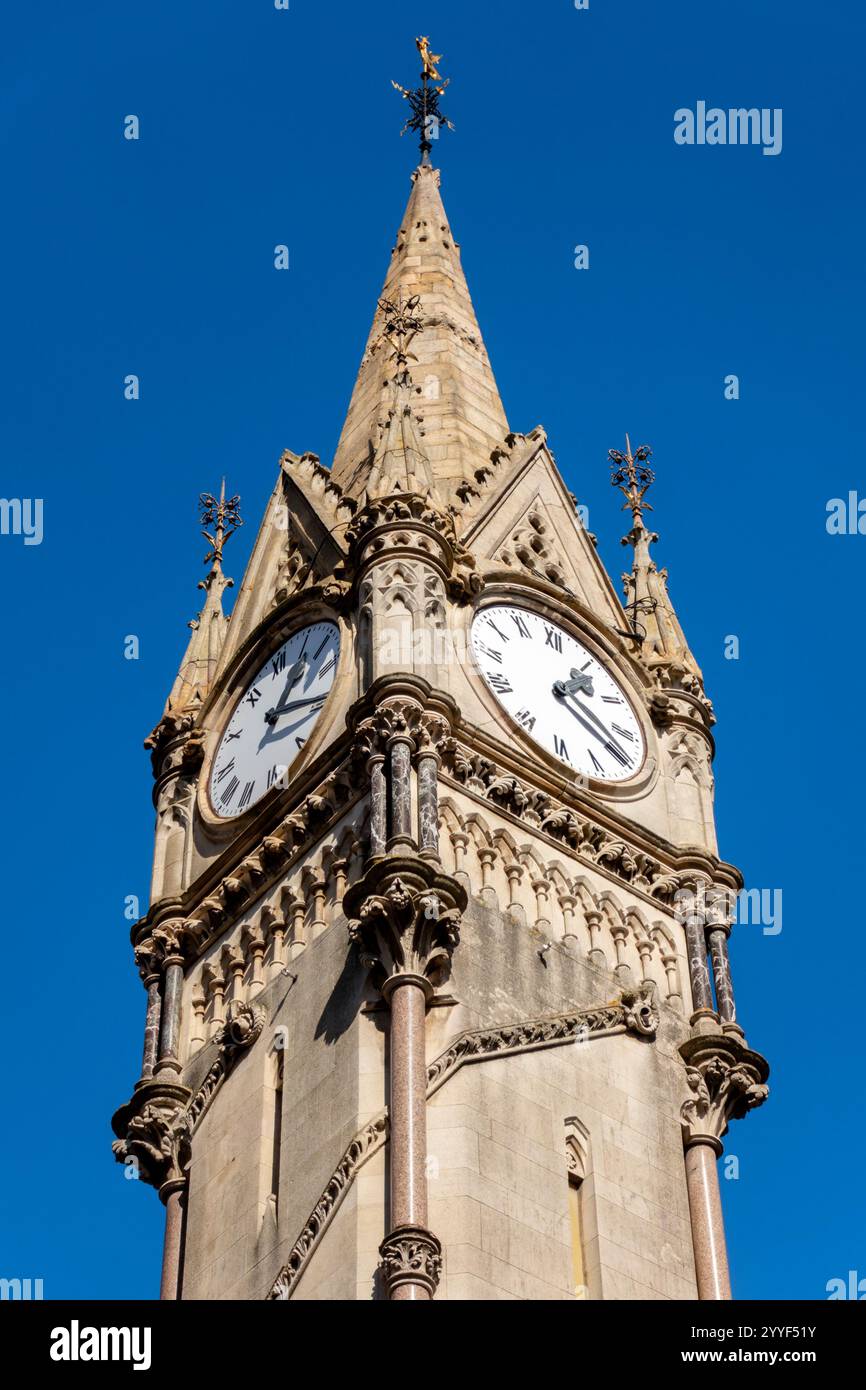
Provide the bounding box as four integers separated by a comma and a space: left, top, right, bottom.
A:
558, 692, 631, 767
553, 667, 595, 699
264, 693, 325, 726
275, 657, 306, 703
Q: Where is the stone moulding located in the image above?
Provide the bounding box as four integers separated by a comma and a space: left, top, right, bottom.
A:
267, 981, 659, 1300
441, 738, 735, 908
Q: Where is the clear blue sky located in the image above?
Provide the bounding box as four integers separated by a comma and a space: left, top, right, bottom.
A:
1, 1, 863, 1300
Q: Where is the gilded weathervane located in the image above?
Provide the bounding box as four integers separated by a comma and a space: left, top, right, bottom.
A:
392, 35, 454, 162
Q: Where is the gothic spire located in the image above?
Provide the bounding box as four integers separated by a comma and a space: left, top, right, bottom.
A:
610, 438, 704, 686
163, 483, 242, 715
331, 41, 508, 502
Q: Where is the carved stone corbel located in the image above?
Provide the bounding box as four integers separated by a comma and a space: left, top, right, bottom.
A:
345, 862, 466, 1000
679, 1033, 769, 1150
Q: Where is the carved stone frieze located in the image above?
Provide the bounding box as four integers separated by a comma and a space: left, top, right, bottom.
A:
442, 738, 686, 903
679, 1033, 769, 1149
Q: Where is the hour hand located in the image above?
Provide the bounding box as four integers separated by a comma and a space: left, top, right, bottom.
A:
553, 668, 594, 699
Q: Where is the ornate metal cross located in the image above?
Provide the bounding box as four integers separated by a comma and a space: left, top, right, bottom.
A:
392, 35, 454, 162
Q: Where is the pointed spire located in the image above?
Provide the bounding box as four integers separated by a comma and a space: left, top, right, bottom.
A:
609, 439, 703, 682
332, 44, 508, 502
163, 483, 242, 715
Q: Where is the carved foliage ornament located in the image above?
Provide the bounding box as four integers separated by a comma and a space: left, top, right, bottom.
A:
679, 1035, 769, 1147
348, 876, 460, 995
379, 1225, 443, 1298
112, 1003, 264, 1191
443, 739, 681, 901
352, 701, 450, 763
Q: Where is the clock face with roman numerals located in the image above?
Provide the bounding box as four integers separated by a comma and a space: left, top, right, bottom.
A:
209, 621, 340, 819
470, 605, 645, 782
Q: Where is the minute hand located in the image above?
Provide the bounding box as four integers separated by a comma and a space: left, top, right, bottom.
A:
264, 693, 325, 726
562, 693, 631, 766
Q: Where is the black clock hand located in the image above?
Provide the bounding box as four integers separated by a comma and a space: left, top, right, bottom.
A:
559, 692, 631, 767
274, 656, 306, 704
264, 693, 325, 726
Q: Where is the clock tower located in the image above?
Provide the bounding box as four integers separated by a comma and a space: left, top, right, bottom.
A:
112, 42, 769, 1302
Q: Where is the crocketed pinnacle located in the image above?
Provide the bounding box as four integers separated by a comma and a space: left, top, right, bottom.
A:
611, 438, 703, 681
163, 484, 241, 715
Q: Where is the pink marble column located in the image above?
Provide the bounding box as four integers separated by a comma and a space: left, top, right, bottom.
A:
381, 975, 440, 1300
684, 1141, 732, 1300
159, 1185, 186, 1301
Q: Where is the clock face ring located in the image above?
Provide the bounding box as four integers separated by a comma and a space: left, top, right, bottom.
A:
470, 604, 645, 782
209, 620, 340, 819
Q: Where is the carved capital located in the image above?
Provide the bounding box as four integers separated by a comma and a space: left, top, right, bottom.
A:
345, 859, 466, 999
112, 1003, 263, 1192
679, 1033, 769, 1149
110, 1086, 192, 1192
379, 1224, 442, 1298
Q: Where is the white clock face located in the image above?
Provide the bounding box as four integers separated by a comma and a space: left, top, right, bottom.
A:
210, 621, 340, 818
471, 605, 645, 782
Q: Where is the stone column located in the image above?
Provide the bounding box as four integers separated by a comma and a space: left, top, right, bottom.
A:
416, 752, 440, 859
368, 755, 387, 858
707, 925, 736, 1025
159, 1183, 186, 1301
381, 974, 439, 1300
586, 909, 606, 968
684, 913, 714, 1017
345, 863, 465, 1302
157, 952, 185, 1076
683, 1140, 730, 1300
387, 736, 414, 849
451, 832, 470, 888
140, 972, 162, 1081
679, 1033, 769, 1301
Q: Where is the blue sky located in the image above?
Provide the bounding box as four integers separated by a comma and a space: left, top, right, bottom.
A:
1, 1, 863, 1300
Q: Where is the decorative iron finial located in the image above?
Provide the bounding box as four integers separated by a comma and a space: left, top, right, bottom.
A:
198, 479, 242, 587
392, 35, 454, 163
376, 292, 424, 387
609, 437, 657, 645
609, 434, 655, 528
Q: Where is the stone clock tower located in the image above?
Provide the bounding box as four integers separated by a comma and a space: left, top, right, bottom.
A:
113, 42, 769, 1302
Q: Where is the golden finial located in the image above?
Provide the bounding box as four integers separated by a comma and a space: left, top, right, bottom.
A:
416, 36, 443, 81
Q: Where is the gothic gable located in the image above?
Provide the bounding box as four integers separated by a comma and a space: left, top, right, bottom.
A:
459, 434, 626, 628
